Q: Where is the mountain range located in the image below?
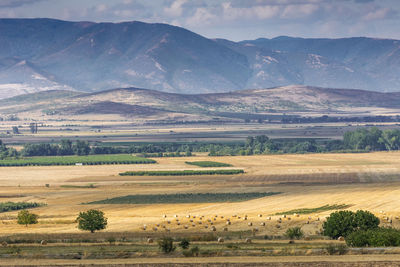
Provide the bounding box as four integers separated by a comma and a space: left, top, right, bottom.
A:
0, 18, 399, 99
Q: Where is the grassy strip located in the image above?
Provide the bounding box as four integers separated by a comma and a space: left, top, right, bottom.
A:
86, 192, 279, 204
185, 161, 232, 167
275, 204, 351, 215
0, 154, 156, 167
0, 202, 46, 213
119, 169, 244, 176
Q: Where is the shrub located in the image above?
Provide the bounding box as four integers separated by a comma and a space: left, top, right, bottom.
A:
326, 244, 348, 255
323, 210, 379, 239
286, 227, 304, 240
17, 210, 38, 227
346, 228, 400, 247
158, 237, 176, 254
178, 239, 190, 249
0, 202, 45, 213
76, 209, 108, 233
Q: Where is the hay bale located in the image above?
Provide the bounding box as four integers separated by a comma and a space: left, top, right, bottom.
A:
213, 218, 217, 221
186, 215, 190, 218
153, 227, 158, 231
287, 217, 291, 221
207, 219, 212, 222
147, 238, 154, 243
260, 222, 265, 226
223, 227, 228, 231
238, 216, 241, 219
184, 225, 189, 229
220, 216, 224, 219
308, 217, 312, 220
226, 221, 231, 225
245, 238, 252, 243
258, 214, 262, 217
174, 214, 178, 218
267, 217, 271, 220
306, 221, 310, 224
177, 222, 181, 225
204, 225, 209, 229
156, 223, 160, 227
142, 225, 147, 230
244, 217, 248, 220
338, 236, 345, 241
218, 237, 224, 243
248, 222, 253, 226
198, 221, 202, 225
190, 219, 194, 222
162, 225, 166, 228
211, 226, 216, 231
252, 228, 259, 233
163, 214, 167, 218
193, 215, 196, 219
192, 224, 196, 227
233, 214, 237, 217
276, 224, 281, 229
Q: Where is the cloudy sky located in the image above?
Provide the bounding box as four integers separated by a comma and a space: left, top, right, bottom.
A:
0, 0, 399, 41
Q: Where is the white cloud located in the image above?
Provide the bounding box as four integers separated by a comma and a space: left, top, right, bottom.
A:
164, 0, 187, 17
281, 4, 319, 19
221, 2, 280, 21
186, 7, 216, 26
363, 7, 390, 21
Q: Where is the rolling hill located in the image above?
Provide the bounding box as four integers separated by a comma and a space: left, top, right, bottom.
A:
2, 85, 400, 123
0, 18, 399, 98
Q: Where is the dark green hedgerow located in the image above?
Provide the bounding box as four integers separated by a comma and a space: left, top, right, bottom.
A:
119, 169, 244, 176
185, 161, 232, 167
0, 202, 46, 213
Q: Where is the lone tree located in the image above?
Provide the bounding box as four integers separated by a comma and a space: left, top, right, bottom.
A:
323, 210, 379, 239
76, 209, 107, 233
17, 210, 38, 227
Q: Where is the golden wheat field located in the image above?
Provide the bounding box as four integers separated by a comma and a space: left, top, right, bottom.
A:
0, 151, 400, 238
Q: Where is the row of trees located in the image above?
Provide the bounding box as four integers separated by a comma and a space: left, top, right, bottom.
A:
1, 127, 400, 158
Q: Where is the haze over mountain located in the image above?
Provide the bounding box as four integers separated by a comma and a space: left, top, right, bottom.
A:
0, 18, 399, 98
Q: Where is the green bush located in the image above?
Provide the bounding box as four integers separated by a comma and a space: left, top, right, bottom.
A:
119, 169, 244, 176
158, 237, 176, 254
178, 239, 190, 249
346, 228, 400, 247
323, 210, 379, 239
285, 227, 304, 240
326, 244, 348, 255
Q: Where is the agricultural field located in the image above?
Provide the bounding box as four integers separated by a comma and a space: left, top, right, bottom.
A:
1, 152, 400, 264
0, 154, 155, 166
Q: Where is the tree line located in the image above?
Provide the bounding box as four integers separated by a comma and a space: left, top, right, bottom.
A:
0, 127, 399, 159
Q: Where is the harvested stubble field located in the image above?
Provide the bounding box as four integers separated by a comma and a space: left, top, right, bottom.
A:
1, 152, 400, 264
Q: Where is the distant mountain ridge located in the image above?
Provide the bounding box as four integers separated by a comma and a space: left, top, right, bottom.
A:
0, 18, 399, 98
2, 85, 400, 123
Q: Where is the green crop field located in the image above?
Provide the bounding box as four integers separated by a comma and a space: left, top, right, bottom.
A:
0, 154, 156, 166
86, 192, 280, 204
185, 161, 233, 167
119, 169, 244, 176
